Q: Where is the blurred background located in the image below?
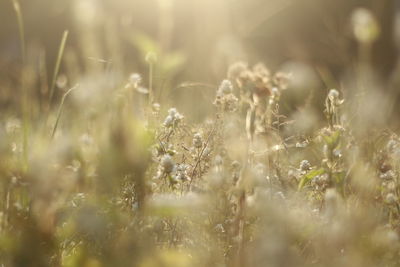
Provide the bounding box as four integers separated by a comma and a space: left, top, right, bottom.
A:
1, 0, 399, 121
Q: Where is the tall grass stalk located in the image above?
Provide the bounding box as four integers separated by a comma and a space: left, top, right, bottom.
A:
11, 0, 25, 64
49, 30, 69, 106
11, 0, 29, 168
146, 52, 157, 105
149, 62, 154, 104
51, 84, 79, 139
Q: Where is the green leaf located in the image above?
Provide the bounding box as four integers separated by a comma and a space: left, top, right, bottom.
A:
161, 52, 186, 74
130, 32, 160, 57
322, 130, 340, 148
298, 168, 326, 190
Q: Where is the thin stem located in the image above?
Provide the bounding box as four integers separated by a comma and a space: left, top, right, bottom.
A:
189, 124, 217, 189
149, 62, 154, 104
51, 84, 79, 139
49, 30, 69, 106
11, 0, 29, 168
12, 0, 25, 64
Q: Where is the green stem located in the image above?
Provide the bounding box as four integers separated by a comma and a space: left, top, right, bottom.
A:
11, 0, 29, 168
49, 30, 69, 106
149, 62, 154, 105
51, 84, 79, 139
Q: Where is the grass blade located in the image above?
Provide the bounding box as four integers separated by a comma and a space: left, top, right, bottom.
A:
11, 0, 29, 167
51, 84, 79, 139
11, 0, 25, 64
49, 30, 69, 105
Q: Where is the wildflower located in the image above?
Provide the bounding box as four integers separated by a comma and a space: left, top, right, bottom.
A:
387, 139, 399, 153
252, 63, 272, 98
163, 115, 174, 127
379, 162, 392, 173
168, 108, 177, 116
327, 89, 344, 108
175, 164, 189, 182
71, 193, 86, 208
56, 74, 68, 89
213, 81, 239, 112
218, 80, 233, 95
299, 160, 311, 171
214, 223, 225, 233
193, 133, 203, 149
273, 71, 290, 90
325, 90, 343, 126
253, 63, 270, 78
231, 161, 241, 183
328, 89, 339, 101
313, 173, 329, 187
129, 73, 142, 87
145, 52, 157, 64
271, 87, 280, 98
161, 154, 175, 174
332, 149, 342, 158
163, 108, 184, 127
152, 103, 161, 112
296, 141, 309, 148
380, 170, 396, 180
227, 61, 248, 81
270, 87, 281, 103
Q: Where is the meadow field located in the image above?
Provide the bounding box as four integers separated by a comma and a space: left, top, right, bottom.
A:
1, 0, 400, 266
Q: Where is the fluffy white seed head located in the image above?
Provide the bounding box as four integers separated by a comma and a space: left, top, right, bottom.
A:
161, 154, 175, 174
218, 80, 233, 95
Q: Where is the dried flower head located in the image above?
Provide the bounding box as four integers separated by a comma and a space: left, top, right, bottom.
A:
145, 52, 157, 64
193, 133, 203, 149
227, 61, 248, 81
273, 72, 291, 90
300, 160, 311, 171
252, 63, 272, 98
129, 73, 142, 87
161, 154, 175, 174
163, 108, 184, 127
385, 193, 398, 204
218, 80, 233, 95
214, 80, 239, 112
